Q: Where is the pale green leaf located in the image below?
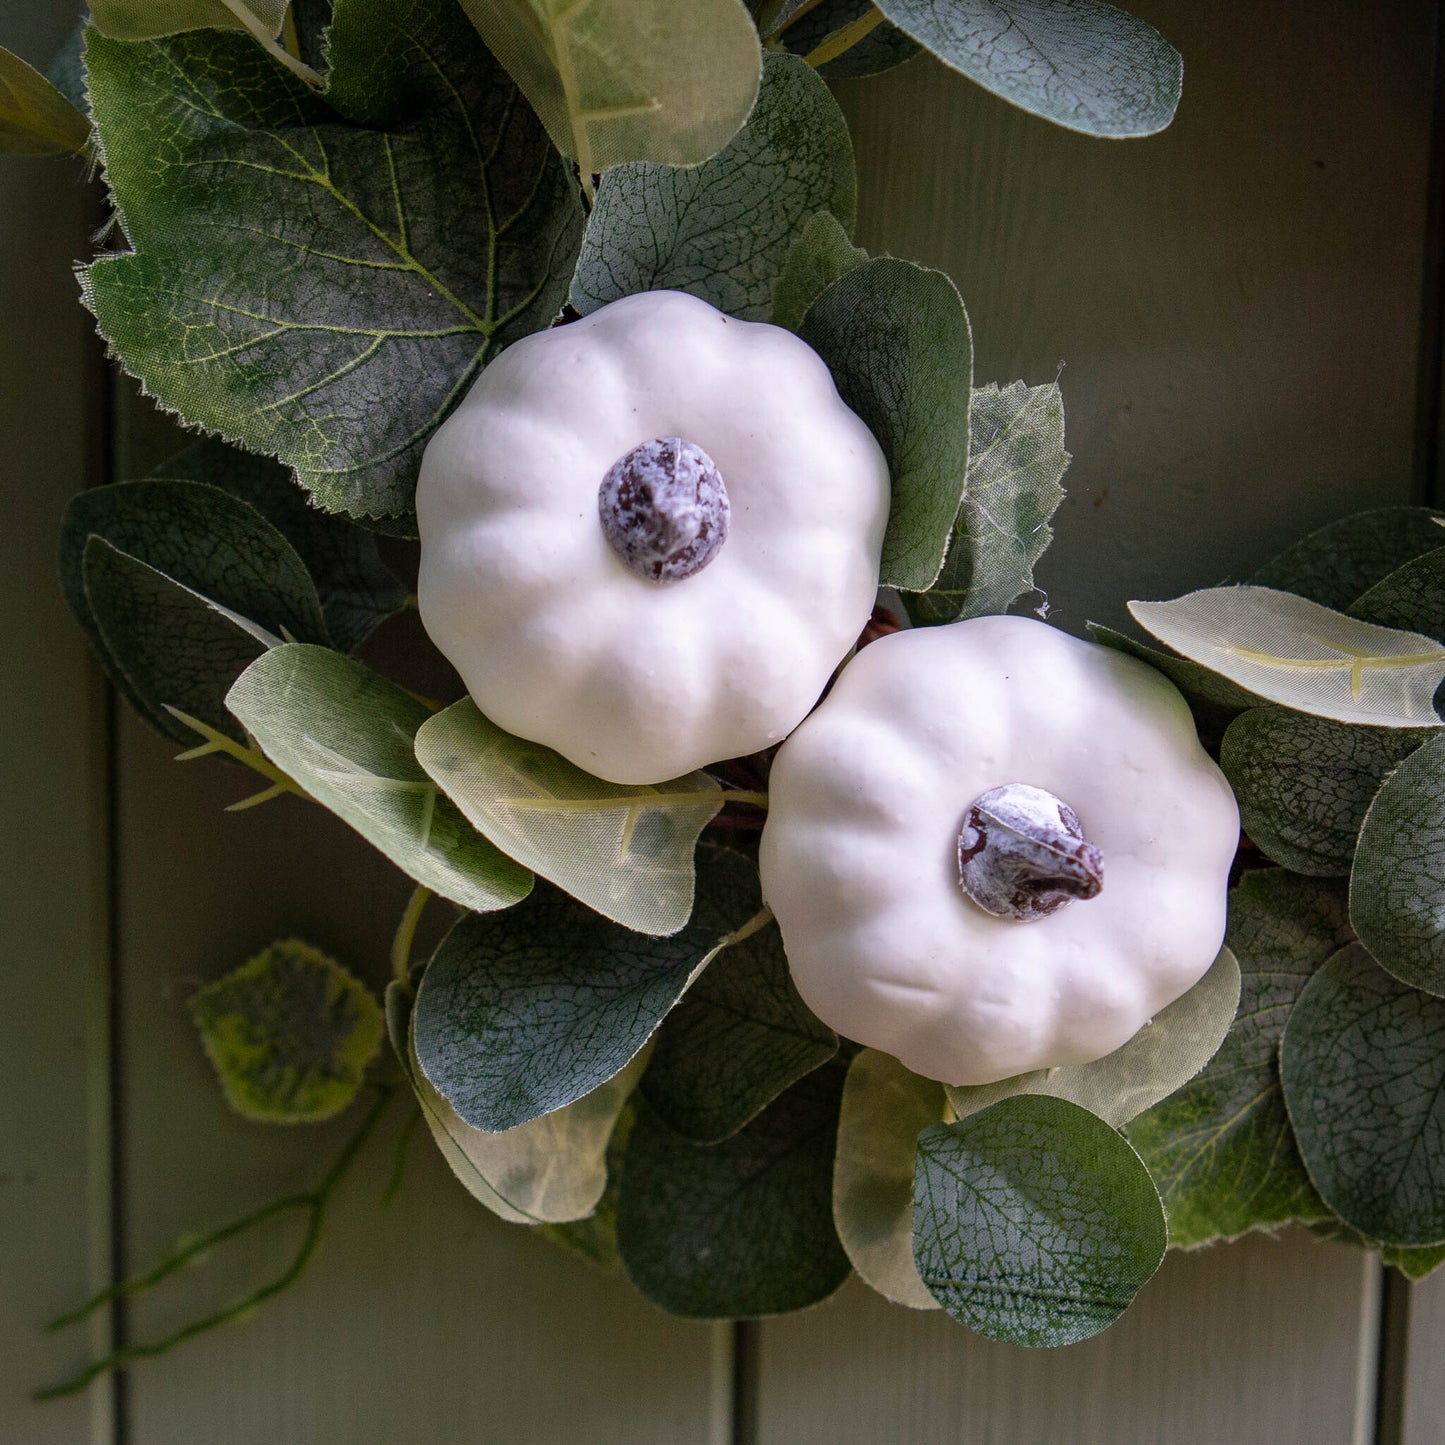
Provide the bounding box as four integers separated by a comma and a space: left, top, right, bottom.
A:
0, 44, 89, 155
908, 379, 1068, 622
947, 946, 1241, 1130
413, 698, 721, 936
1128, 586, 1445, 728
192, 938, 382, 1123
832, 1049, 945, 1310
569, 51, 855, 321
770, 210, 866, 333
1282, 943, 1445, 1246
800, 258, 971, 591
874, 0, 1180, 137
89, 0, 288, 41
914, 1096, 1166, 1346
457, 0, 761, 173
1350, 731, 1445, 995
226, 645, 533, 912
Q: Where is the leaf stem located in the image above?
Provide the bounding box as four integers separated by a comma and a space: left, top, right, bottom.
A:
216, 0, 325, 89
390, 884, 433, 986
165, 707, 311, 810
804, 6, 886, 68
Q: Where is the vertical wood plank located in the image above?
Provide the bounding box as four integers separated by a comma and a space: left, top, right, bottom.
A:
0, 6, 115, 1439
1400, 1271, 1445, 1445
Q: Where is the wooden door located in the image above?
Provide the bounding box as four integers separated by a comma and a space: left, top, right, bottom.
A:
4, 2, 1444, 1441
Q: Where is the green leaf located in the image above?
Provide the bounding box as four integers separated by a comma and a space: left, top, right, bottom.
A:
774, 0, 921, 79
1125, 870, 1350, 1247
456, 0, 761, 173
1221, 709, 1433, 877
152, 439, 407, 652
1350, 547, 1445, 643
913, 1096, 1166, 1347
946, 946, 1241, 1130
0, 44, 89, 155
616, 1060, 851, 1317
1128, 586, 1445, 728
800, 258, 971, 591
569, 51, 856, 322
83, 539, 274, 742
907, 379, 1068, 623
191, 938, 383, 1123
1307, 1218, 1445, 1281
832, 1049, 945, 1310
89, 0, 288, 41
770, 210, 867, 333
1350, 730, 1445, 995
1282, 943, 1445, 1246
82, 0, 583, 519
873, 0, 1180, 138
639, 912, 838, 1144
535, 1098, 636, 1270
413, 698, 721, 936
226, 645, 533, 912
1250, 507, 1445, 610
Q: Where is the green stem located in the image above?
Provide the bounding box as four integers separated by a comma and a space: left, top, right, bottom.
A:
382, 1103, 424, 1205
216, 0, 324, 88
804, 5, 886, 67
166, 708, 311, 811
390, 884, 433, 987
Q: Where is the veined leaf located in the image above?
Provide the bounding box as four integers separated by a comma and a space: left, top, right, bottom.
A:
1282, 944, 1445, 1246
832, 1049, 945, 1310
456, 0, 761, 174
570, 51, 856, 322
770, 210, 866, 333
192, 938, 382, 1123
772, 0, 920, 79
226, 645, 533, 912
873, 0, 1180, 138
1351, 731, 1445, 995
914, 1096, 1166, 1346
89, 0, 287, 41
1308, 1217, 1445, 1282
907, 379, 1068, 623
1128, 586, 1445, 728
1350, 547, 1445, 643
414, 698, 721, 936
947, 946, 1241, 1130
0, 44, 89, 155
800, 258, 972, 592
83, 0, 583, 519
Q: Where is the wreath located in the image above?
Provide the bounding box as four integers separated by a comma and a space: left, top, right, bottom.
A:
8, 0, 1445, 1398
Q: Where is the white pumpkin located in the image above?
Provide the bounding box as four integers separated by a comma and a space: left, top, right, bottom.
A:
416, 290, 890, 785
758, 616, 1240, 1086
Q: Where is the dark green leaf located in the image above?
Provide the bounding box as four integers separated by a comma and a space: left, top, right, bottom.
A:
89, 0, 287, 41
191, 938, 382, 1123
45, 25, 88, 116
770, 210, 867, 333
874, 0, 1180, 137
1250, 507, 1445, 610
1282, 943, 1445, 1246
1350, 731, 1445, 995
800, 258, 971, 591
1306, 1217, 1445, 1280
914, 1096, 1166, 1346
775, 0, 921, 78
1350, 547, 1445, 643
226, 644, 533, 911
907, 379, 1068, 622
569, 52, 855, 322
152, 439, 407, 651
83, 0, 583, 519
0, 43, 89, 155
617, 1060, 851, 1317
1125, 870, 1351, 1246
1221, 709, 1434, 877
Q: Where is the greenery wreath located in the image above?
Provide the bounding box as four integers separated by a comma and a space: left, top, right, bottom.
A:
8, 0, 1445, 1398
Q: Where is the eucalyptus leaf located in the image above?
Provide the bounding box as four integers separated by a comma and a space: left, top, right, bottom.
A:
774, 0, 921, 78
907, 379, 1068, 623
832, 1049, 945, 1310
947, 946, 1241, 1129
83, 539, 272, 742
89, 0, 287, 41
569, 51, 856, 322
456, 0, 761, 173
226, 645, 533, 912
1350, 730, 1445, 995
770, 210, 867, 333
45, 24, 88, 115
83, 0, 583, 519
152, 439, 407, 651
1222, 709, 1433, 877
0, 44, 89, 155
1282, 943, 1445, 1246
1128, 587, 1445, 728
800, 258, 971, 591
191, 938, 382, 1123
413, 698, 721, 937
617, 1060, 851, 1318
874, 0, 1180, 138
535, 1099, 636, 1270
914, 1096, 1166, 1346
1349, 547, 1445, 643
1125, 870, 1350, 1247
1250, 507, 1445, 610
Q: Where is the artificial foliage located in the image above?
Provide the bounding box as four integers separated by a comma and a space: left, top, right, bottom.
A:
7, 0, 1445, 1399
